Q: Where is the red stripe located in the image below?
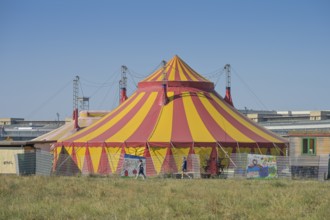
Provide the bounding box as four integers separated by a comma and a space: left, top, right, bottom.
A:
125, 92, 162, 143
82, 147, 94, 174
190, 92, 236, 142
171, 91, 193, 143
207, 92, 270, 143
89, 92, 151, 142
64, 92, 139, 142
97, 147, 111, 174
178, 59, 193, 81
174, 58, 181, 81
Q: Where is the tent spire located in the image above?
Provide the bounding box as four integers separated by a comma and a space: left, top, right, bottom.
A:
224, 64, 234, 107
119, 65, 128, 104
161, 60, 169, 105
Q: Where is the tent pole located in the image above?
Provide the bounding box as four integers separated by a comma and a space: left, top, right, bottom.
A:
217, 142, 237, 168
256, 143, 262, 155
236, 142, 240, 154
272, 143, 284, 155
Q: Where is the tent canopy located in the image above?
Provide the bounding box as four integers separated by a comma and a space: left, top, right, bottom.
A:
58, 55, 287, 148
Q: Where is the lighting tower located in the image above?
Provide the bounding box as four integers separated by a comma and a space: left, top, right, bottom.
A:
161, 60, 169, 105
72, 76, 80, 130
224, 64, 234, 107
119, 65, 128, 104
73, 76, 79, 115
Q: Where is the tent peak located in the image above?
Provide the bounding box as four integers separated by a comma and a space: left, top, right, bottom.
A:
139, 55, 214, 91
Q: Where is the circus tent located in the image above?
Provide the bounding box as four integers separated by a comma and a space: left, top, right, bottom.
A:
54, 55, 288, 176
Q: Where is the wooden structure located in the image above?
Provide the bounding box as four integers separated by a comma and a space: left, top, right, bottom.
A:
289, 130, 330, 156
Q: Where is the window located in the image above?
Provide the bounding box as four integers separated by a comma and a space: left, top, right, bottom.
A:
302, 138, 316, 155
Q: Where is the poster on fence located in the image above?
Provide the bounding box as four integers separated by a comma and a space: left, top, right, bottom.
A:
120, 154, 146, 177
246, 154, 277, 179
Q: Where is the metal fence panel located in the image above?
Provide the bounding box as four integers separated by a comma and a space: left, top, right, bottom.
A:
15, 152, 36, 175
14, 150, 329, 181
36, 151, 53, 176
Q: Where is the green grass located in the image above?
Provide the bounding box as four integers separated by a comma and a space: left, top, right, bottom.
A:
0, 176, 329, 219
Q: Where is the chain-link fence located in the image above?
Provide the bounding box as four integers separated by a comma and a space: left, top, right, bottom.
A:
14, 151, 330, 181
53, 152, 201, 178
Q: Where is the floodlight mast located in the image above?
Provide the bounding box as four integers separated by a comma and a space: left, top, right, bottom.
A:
73, 75, 80, 130
73, 75, 79, 113
224, 64, 234, 107
119, 65, 128, 104
161, 60, 169, 105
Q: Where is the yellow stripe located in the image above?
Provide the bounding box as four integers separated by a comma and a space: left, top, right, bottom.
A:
106, 92, 158, 142
150, 147, 168, 174
148, 92, 174, 142
74, 92, 146, 142
106, 147, 122, 173
210, 93, 281, 143
182, 92, 215, 142
200, 92, 253, 142
180, 62, 198, 81
89, 147, 103, 173
177, 59, 188, 81
167, 61, 176, 81
75, 147, 86, 171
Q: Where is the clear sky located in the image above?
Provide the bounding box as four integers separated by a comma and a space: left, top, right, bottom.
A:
1, 0, 329, 121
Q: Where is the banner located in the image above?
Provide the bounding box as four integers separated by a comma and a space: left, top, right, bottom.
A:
246, 154, 277, 179
120, 154, 146, 177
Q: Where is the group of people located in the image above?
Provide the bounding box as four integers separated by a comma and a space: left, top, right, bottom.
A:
135, 157, 191, 179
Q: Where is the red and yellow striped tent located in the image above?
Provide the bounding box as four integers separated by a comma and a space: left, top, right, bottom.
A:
54, 55, 288, 175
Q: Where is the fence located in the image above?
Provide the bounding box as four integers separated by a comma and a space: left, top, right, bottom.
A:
14, 151, 330, 181
224, 153, 329, 181
53, 152, 201, 178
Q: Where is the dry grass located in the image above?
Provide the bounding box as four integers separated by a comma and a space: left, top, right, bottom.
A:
0, 175, 329, 219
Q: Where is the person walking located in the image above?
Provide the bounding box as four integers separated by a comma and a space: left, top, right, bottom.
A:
136, 159, 146, 180
181, 156, 191, 179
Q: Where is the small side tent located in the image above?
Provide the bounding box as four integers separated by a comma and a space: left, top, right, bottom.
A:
54, 55, 288, 176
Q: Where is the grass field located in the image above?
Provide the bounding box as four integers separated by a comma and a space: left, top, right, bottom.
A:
0, 175, 329, 220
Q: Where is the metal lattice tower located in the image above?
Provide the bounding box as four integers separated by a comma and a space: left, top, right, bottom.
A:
161, 60, 168, 105
73, 76, 79, 111
161, 60, 167, 84
120, 65, 127, 89
224, 64, 231, 88
223, 64, 234, 106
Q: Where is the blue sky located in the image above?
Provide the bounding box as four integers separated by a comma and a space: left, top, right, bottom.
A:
1, 0, 329, 120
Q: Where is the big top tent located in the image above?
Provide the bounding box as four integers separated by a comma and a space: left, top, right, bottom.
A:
54, 55, 288, 176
